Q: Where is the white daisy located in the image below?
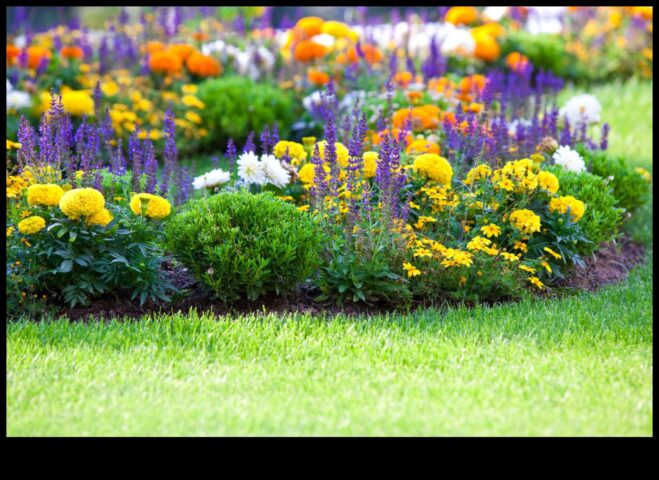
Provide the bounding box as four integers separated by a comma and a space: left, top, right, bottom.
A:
261, 154, 290, 188
553, 145, 586, 173
237, 151, 266, 185
559, 94, 602, 127
193, 168, 231, 190
6, 90, 32, 111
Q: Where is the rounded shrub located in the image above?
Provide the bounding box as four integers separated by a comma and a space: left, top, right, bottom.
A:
165, 191, 323, 303
547, 165, 624, 255
197, 76, 297, 150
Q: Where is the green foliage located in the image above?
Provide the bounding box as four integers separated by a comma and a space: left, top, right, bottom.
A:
7, 204, 174, 310
580, 149, 652, 214
198, 76, 297, 150
548, 166, 624, 255
501, 31, 579, 80
165, 191, 323, 303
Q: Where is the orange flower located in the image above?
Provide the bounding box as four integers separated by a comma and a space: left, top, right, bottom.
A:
6, 45, 20, 65
406, 91, 423, 103
293, 40, 327, 62
145, 41, 166, 54
467, 102, 484, 114
473, 33, 500, 62
406, 139, 441, 155
148, 50, 183, 75
394, 71, 413, 88
506, 52, 529, 72
186, 52, 222, 77
445, 6, 478, 25
192, 31, 209, 42
392, 106, 439, 131
459, 74, 487, 94
26, 46, 51, 69
371, 128, 414, 146
440, 111, 456, 126
307, 69, 330, 85
295, 16, 325, 38
168, 44, 196, 62
342, 44, 383, 64
471, 22, 506, 38
60, 45, 84, 60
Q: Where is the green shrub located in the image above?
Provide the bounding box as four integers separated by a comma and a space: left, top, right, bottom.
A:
165, 191, 322, 303
548, 166, 624, 255
501, 31, 581, 81
198, 76, 297, 150
580, 149, 652, 214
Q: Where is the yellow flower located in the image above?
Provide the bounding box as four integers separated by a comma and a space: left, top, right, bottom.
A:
464, 164, 492, 185
297, 205, 310, 212
27, 184, 64, 207
635, 167, 652, 182
403, 261, 422, 277
7, 226, 16, 237
130, 193, 171, 219
513, 241, 528, 253
509, 209, 541, 234
18, 215, 46, 235
497, 178, 515, 191
43, 89, 95, 117
412, 153, 453, 186
302, 137, 317, 149
185, 111, 203, 124
501, 252, 520, 262
315, 141, 349, 168
414, 215, 437, 229
101, 81, 120, 97
528, 276, 545, 289
408, 201, 420, 210
541, 261, 552, 273
536, 171, 559, 194
480, 223, 501, 238
543, 247, 562, 260
182, 84, 198, 94
87, 207, 113, 226
466, 235, 491, 252
273, 141, 307, 163
59, 188, 105, 219
362, 151, 379, 179
321, 20, 353, 38
548, 196, 586, 222
519, 264, 536, 274
182, 94, 205, 109
6, 140, 22, 150
149, 129, 164, 141
413, 248, 433, 258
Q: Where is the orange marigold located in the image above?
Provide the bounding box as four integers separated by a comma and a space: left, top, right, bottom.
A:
60, 45, 84, 60
293, 40, 327, 62
307, 69, 330, 85
6, 45, 21, 65
149, 50, 183, 75
26, 46, 51, 69
506, 52, 530, 72
459, 74, 487, 95
342, 44, 383, 64
186, 52, 222, 77
473, 33, 500, 62
168, 44, 196, 62
145, 41, 166, 54
295, 16, 325, 38
445, 6, 478, 25
392, 106, 440, 131
394, 71, 413, 88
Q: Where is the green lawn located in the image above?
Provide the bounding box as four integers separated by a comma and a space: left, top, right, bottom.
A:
6, 78, 653, 437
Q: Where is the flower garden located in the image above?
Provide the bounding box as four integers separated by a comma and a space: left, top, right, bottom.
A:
6, 7, 653, 436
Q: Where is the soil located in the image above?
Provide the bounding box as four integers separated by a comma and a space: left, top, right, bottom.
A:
60, 236, 647, 321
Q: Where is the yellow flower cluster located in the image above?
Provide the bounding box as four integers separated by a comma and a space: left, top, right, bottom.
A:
419, 185, 459, 212
59, 188, 105, 220
362, 151, 379, 179
7, 174, 31, 198
18, 215, 46, 235
87, 208, 114, 226
315, 141, 349, 168
548, 195, 586, 222
130, 193, 171, 219
464, 164, 492, 185
412, 154, 453, 186
509, 209, 542, 234
27, 184, 64, 207
536, 171, 560, 194
274, 141, 307, 163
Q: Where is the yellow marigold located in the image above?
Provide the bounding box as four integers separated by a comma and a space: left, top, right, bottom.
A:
315, 141, 349, 168
321, 20, 352, 38
536, 171, 559, 194
18, 215, 46, 235
480, 223, 501, 238
509, 209, 541, 234
274, 141, 307, 163
182, 84, 198, 94
27, 184, 64, 207
362, 151, 379, 179
7, 226, 15, 237
7, 175, 28, 198
87, 207, 113, 226
464, 164, 492, 185
445, 6, 478, 25
182, 94, 205, 109
297, 163, 330, 186
130, 193, 171, 220
412, 154, 453, 186
406, 138, 441, 155
295, 16, 325, 37
46, 89, 95, 117
185, 111, 202, 124
548, 196, 586, 222
59, 188, 105, 219
403, 261, 422, 277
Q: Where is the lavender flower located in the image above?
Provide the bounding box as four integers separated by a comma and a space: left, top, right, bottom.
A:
243, 132, 256, 153
600, 123, 609, 150
226, 138, 237, 173
143, 139, 158, 194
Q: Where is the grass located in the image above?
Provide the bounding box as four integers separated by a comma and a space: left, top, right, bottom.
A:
7, 78, 653, 437
6, 255, 653, 436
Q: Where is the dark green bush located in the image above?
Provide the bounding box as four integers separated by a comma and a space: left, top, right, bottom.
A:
197, 76, 297, 150
548, 166, 624, 255
579, 149, 652, 214
165, 191, 323, 303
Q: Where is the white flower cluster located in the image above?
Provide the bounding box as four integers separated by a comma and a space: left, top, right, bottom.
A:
193, 168, 231, 190
526, 7, 566, 35
552, 145, 586, 173
559, 94, 602, 128
237, 151, 290, 188
202, 40, 275, 81
6, 79, 32, 112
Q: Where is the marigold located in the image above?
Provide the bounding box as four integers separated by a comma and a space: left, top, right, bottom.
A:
18, 215, 46, 235
406, 139, 440, 155
295, 16, 325, 38
168, 44, 196, 61
59, 188, 105, 219
445, 6, 478, 25
130, 193, 171, 220
472, 32, 500, 62
315, 141, 349, 168
87, 207, 114, 226
149, 50, 183, 75
321, 20, 352, 38
307, 69, 330, 85
293, 40, 327, 62
394, 71, 414, 88
412, 154, 453, 186
27, 184, 64, 207
6, 45, 20, 65
274, 141, 307, 163
186, 52, 222, 77
506, 51, 530, 72
362, 151, 379, 178
27, 45, 52, 69
145, 41, 166, 54
548, 196, 586, 222
60, 45, 84, 60
297, 163, 329, 186
403, 261, 422, 277
509, 209, 542, 234
343, 44, 383, 64
481, 223, 501, 238
464, 164, 492, 185
536, 171, 559, 194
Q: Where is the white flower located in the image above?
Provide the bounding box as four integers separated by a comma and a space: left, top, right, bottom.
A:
483, 7, 508, 21
507, 118, 532, 137
201, 39, 226, 56
553, 145, 586, 173
441, 27, 475, 56
559, 94, 602, 127
310, 33, 335, 48
261, 154, 290, 188
526, 7, 566, 35
6, 90, 32, 111
237, 151, 266, 185
7, 79, 13, 92
303, 90, 325, 114
193, 168, 231, 190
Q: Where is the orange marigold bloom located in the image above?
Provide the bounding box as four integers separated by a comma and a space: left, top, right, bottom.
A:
192, 31, 209, 42
26, 46, 52, 69
371, 128, 414, 146
471, 22, 506, 38
406, 139, 441, 155
506, 51, 530, 72
394, 71, 414, 88
392, 106, 439, 131
459, 74, 487, 94
295, 16, 325, 38
6, 44, 21, 65
473, 33, 501, 62
149, 50, 183, 75
145, 41, 166, 54
441, 111, 456, 126
445, 6, 478, 25
186, 52, 222, 77
307, 69, 330, 85
60, 45, 84, 60
293, 40, 327, 62
342, 44, 383, 64
168, 44, 196, 61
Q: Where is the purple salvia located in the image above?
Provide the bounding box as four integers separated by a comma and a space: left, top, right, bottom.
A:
93, 81, 102, 117
16, 116, 37, 170
226, 138, 237, 173
309, 144, 327, 210
143, 139, 158, 194
559, 118, 572, 147
211, 156, 220, 167
129, 129, 143, 192
600, 123, 609, 150
271, 123, 279, 144
259, 125, 272, 155
243, 131, 256, 153
98, 37, 109, 74
161, 108, 177, 196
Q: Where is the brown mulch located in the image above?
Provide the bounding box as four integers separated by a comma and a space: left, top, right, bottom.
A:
60, 236, 647, 321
